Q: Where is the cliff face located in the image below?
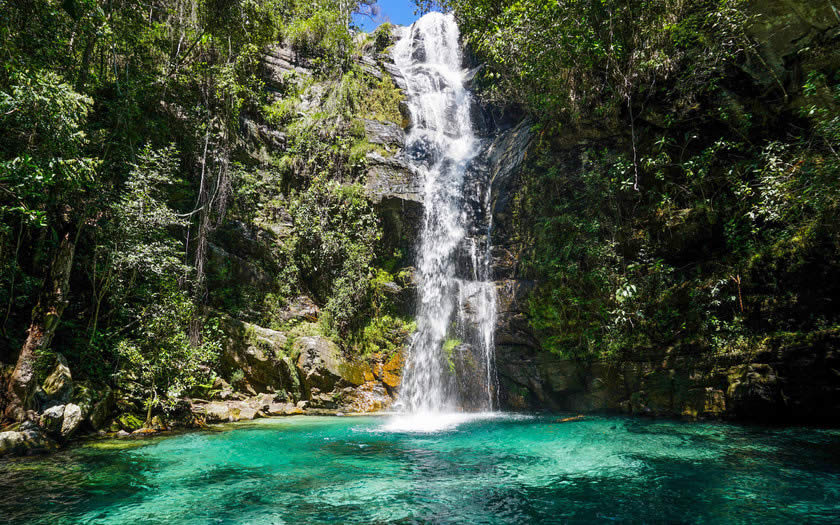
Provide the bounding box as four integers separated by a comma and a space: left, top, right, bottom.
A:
482, 1, 840, 423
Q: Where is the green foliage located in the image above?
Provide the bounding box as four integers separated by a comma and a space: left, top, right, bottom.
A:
353, 315, 416, 356
433, 0, 750, 127
113, 288, 221, 415
0, 71, 99, 226
285, 179, 381, 331
358, 75, 404, 124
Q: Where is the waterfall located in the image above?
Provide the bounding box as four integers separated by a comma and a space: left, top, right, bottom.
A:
389, 12, 497, 426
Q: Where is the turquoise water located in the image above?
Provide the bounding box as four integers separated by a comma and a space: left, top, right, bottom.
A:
1, 414, 839, 523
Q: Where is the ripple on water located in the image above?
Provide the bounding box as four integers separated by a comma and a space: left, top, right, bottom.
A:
1, 415, 839, 524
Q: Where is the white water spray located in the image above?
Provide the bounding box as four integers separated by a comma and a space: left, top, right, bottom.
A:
388, 13, 498, 431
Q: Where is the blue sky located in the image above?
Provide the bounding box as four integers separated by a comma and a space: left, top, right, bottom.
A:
352, 0, 422, 32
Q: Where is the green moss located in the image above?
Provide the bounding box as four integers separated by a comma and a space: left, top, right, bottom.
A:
117, 413, 144, 432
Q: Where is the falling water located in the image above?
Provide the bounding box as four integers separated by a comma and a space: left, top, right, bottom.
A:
389, 12, 497, 428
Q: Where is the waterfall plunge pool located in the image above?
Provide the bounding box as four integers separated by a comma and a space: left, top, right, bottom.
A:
1, 414, 839, 523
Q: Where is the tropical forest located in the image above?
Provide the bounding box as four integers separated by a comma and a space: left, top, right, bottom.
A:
0, 0, 838, 522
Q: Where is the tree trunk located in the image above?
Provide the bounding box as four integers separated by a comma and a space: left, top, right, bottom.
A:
3, 229, 76, 422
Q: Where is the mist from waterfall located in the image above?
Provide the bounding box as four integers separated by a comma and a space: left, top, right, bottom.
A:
388, 12, 497, 431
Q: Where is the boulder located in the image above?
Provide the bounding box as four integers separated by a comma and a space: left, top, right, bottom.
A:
203, 402, 235, 423
219, 316, 294, 394
40, 404, 65, 435
267, 402, 304, 416
0, 430, 57, 456
197, 399, 266, 423
295, 336, 344, 394
60, 403, 83, 438
41, 354, 73, 403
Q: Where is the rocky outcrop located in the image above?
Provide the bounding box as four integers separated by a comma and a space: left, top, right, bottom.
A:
363, 119, 405, 149
262, 44, 312, 91
745, 0, 840, 97
215, 314, 403, 417
496, 330, 840, 423
218, 316, 299, 398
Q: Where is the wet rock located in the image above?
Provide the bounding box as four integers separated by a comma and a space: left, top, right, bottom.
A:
380, 351, 404, 389
494, 280, 538, 348
365, 153, 422, 205
366, 152, 423, 256
486, 119, 533, 248
363, 119, 405, 148
382, 62, 407, 90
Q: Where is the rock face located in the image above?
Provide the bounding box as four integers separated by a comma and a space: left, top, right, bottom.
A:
471, 6, 840, 424
214, 314, 402, 419
495, 331, 840, 422
364, 119, 405, 149
745, 0, 840, 95
219, 316, 297, 398
295, 336, 345, 394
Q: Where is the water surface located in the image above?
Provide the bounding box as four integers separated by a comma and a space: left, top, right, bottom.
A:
1, 414, 839, 523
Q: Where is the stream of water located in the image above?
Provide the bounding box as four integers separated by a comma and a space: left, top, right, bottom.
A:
391, 12, 498, 430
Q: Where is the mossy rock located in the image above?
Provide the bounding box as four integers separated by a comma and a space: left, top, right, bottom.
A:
116, 413, 144, 432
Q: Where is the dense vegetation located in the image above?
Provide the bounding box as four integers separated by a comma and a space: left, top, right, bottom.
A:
427, 0, 840, 359
0, 0, 410, 422
1, 0, 838, 429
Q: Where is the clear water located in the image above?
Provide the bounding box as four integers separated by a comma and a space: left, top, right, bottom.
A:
2, 415, 839, 524
394, 11, 497, 416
